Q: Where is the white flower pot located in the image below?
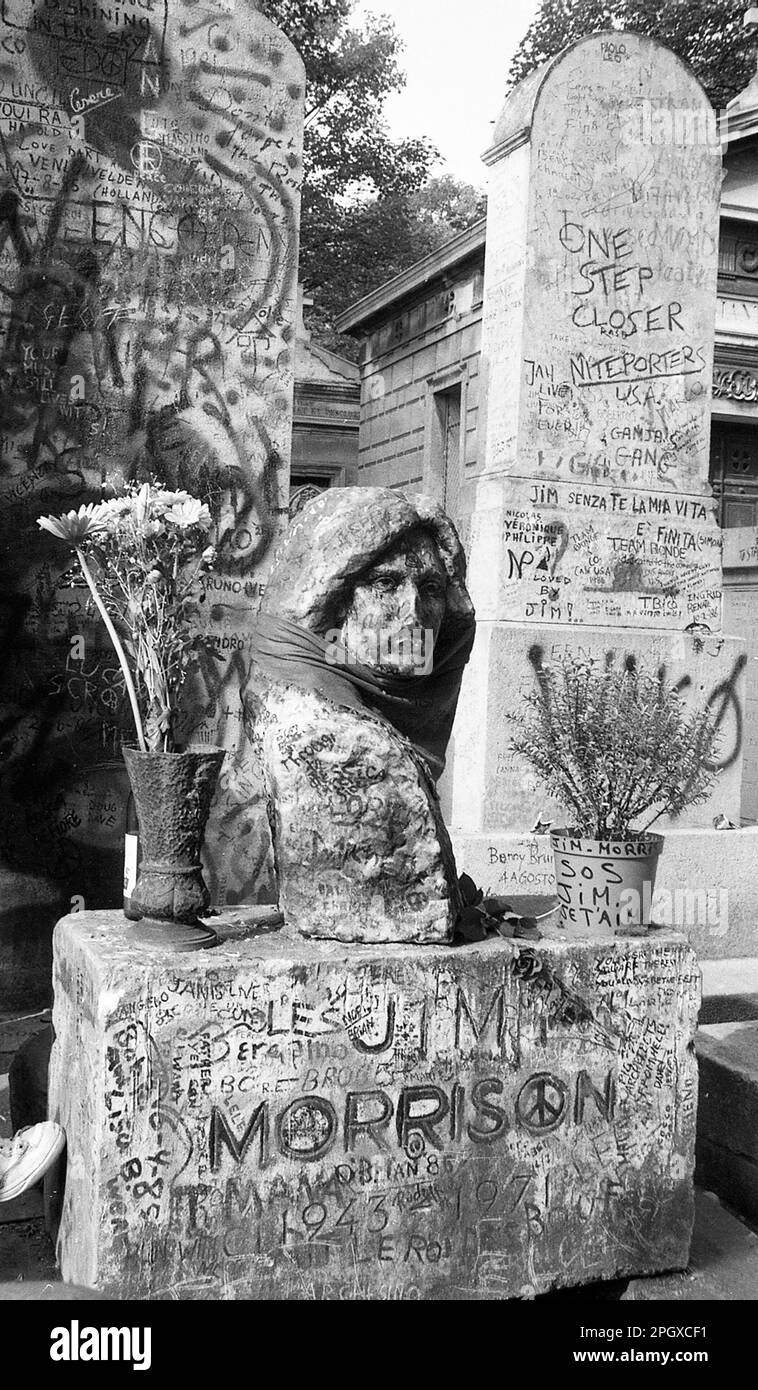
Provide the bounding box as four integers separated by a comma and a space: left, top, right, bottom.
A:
550, 831, 664, 934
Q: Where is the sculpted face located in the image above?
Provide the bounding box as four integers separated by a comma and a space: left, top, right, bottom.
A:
339, 528, 447, 676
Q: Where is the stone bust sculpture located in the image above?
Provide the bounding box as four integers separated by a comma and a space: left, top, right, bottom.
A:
247, 487, 475, 944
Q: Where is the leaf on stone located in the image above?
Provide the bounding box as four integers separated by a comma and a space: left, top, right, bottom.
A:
455, 906, 489, 942
458, 872, 483, 907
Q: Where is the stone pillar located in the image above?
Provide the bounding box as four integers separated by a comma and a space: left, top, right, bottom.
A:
50, 909, 699, 1300
448, 34, 747, 860
0, 0, 305, 1001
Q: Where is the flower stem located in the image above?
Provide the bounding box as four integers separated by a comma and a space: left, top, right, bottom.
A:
75, 546, 147, 753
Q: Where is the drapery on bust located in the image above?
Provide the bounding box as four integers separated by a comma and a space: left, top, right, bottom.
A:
246, 487, 476, 944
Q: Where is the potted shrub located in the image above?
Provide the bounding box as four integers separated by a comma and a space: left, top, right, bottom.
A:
510, 646, 720, 934
37, 484, 224, 951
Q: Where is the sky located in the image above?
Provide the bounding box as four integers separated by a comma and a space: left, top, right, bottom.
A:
354, 0, 541, 187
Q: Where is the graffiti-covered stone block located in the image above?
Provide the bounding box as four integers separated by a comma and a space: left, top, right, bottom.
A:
51, 911, 700, 1300
461, 478, 723, 632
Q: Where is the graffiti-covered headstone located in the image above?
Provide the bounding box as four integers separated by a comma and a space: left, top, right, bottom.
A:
0, 0, 305, 998
447, 33, 747, 849
479, 35, 720, 501
51, 910, 700, 1299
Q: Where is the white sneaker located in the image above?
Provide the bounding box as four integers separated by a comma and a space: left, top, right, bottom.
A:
0, 1122, 65, 1202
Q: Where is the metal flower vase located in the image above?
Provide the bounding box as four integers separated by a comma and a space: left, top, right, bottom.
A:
122, 745, 226, 951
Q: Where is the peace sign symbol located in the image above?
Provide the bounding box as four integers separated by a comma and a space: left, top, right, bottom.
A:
130, 140, 163, 179
516, 1072, 568, 1135
404, 1131, 426, 1160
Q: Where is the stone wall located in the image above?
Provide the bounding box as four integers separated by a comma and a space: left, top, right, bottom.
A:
446, 34, 746, 841
477, 37, 720, 493
441, 623, 746, 834
355, 259, 483, 501
454, 827, 758, 961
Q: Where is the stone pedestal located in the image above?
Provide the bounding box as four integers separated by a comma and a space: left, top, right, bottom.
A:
51, 910, 699, 1300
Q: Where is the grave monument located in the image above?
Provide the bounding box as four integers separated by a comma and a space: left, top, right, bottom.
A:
50, 27, 702, 1300
446, 34, 752, 954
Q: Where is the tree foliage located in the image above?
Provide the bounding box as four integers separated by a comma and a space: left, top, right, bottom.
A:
407, 176, 487, 243
508, 0, 754, 111
298, 177, 487, 346
258, 0, 441, 341
261, 0, 434, 200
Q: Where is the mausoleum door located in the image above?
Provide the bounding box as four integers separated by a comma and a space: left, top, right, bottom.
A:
711, 421, 758, 528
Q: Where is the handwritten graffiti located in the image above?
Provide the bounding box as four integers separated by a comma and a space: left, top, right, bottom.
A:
515, 1073, 568, 1134
208, 1067, 618, 1170
0, 3, 303, 925
48, 925, 697, 1300
700, 654, 748, 771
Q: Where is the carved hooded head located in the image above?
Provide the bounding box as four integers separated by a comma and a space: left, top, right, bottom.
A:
254, 487, 476, 780
263, 487, 473, 640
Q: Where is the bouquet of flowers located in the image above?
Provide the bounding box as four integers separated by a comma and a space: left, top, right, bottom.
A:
37, 483, 216, 753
